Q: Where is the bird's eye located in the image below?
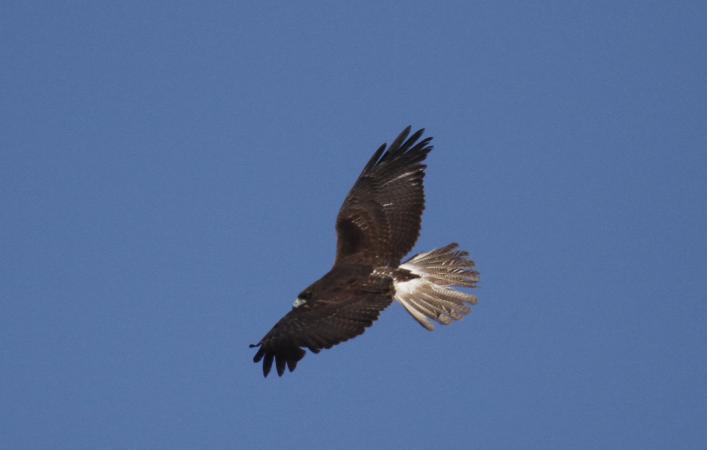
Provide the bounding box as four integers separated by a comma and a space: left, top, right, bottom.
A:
299, 290, 312, 300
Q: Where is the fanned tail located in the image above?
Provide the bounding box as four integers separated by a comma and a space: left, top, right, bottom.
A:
393, 243, 479, 331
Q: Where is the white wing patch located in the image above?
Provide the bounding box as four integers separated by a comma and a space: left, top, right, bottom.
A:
381, 170, 417, 187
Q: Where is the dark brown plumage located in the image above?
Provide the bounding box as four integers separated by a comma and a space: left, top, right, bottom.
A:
251, 126, 479, 377
335, 127, 431, 266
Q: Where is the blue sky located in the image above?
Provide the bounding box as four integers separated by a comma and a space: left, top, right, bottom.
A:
2, 1, 706, 449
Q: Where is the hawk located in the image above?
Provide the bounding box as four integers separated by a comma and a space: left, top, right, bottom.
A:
251, 126, 480, 377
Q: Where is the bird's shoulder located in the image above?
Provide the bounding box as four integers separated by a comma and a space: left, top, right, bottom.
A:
301, 264, 394, 306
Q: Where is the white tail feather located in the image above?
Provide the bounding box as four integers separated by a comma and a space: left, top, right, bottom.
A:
394, 243, 479, 331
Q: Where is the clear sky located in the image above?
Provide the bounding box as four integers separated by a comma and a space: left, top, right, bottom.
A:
2, 2, 706, 449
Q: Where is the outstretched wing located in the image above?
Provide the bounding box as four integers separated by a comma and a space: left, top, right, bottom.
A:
250, 290, 392, 377
335, 126, 432, 267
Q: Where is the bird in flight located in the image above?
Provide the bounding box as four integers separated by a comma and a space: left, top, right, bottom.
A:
251, 126, 479, 377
